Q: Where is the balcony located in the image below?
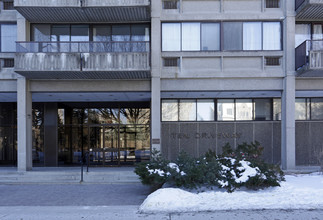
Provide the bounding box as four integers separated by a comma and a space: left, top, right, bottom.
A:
295, 0, 323, 20
15, 41, 150, 79
295, 40, 323, 77
14, 0, 150, 22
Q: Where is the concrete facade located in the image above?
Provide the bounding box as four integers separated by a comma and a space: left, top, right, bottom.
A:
0, 0, 323, 171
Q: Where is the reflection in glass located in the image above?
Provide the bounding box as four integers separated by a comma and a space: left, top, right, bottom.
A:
201, 23, 220, 51
217, 99, 235, 121
236, 99, 253, 120
179, 100, 196, 121
32, 107, 44, 164
295, 98, 307, 120
197, 100, 214, 121
1, 24, 17, 52
311, 98, 323, 120
162, 100, 178, 121
254, 99, 272, 120
273, 99, 281, 120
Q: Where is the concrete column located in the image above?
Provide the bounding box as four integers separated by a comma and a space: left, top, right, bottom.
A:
151, 1, 162, 153
281, 0, 296, 170
44, 103, 58, 166
17, 77, 32, 171
17, 13, 30, 41
151, 77, 161, 152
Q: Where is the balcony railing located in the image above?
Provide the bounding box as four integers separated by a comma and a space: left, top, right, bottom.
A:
16, 41, 150, 53
295, 40, 323, 71
15, 41, 151, 79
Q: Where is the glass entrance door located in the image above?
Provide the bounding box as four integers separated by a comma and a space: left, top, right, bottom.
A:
89, 125, 120, 166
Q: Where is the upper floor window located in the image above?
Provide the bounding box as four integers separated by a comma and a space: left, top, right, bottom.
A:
162, 21, 281, 52
0, 24, 17, 52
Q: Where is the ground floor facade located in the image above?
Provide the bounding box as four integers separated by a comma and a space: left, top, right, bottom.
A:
1, 89, 323, 168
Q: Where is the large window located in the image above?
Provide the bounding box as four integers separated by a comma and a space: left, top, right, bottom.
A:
162, 23, 181, 51
30, 24, 149, 52
162, 99, 275, 122
0, 24, 17, 52
162, 21, 282, 52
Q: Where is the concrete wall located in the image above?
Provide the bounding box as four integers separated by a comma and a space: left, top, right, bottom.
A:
15, 0, 150, 7
161, 121, 282, 164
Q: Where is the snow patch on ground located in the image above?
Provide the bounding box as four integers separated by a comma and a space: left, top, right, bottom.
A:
139, 173, 323, 213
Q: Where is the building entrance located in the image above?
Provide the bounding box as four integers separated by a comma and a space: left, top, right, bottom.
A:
58, 104, 150, 166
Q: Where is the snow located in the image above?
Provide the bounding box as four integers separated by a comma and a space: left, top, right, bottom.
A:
139, 173, 323, 213
235, 160, 260, 183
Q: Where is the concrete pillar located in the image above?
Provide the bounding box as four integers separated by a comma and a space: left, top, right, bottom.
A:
150, 1, 162, 153
151, 77, 161, 152
17, 77, 32, 171
44, 103, 58, 166
17, 13, 30, 41
281, 0, 296, 170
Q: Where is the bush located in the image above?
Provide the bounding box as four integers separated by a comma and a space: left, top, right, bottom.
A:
135, 142, 285, 192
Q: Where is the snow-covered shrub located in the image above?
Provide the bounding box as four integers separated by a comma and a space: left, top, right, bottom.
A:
135, 142, 284, 192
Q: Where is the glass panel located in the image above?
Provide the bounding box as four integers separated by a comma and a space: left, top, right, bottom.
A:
93, 25, 111, 52
254, 99, 272, 120
32, 24, 50, 42
179, 100, 197, 121
162, 23, 181, 51
32, 108, 44, 165
103, 127, 118, 164
243, 22, 262, 50
131, 24, 150, 52
135, 125, 150, 162
217, 99, 235, 121
311, 98, 323, 120
197, 100, 214, 121
313, 24, 323, 50
223, 22, 243, 51
1, 24, 17, 52
182, 23, 200, 51
93, 25, 111, 41
236, 99, 253, 121
71, 25, 89, 41
72, 109, 88, 125
51, 25, 70, 41
201, 23, 220, 51
263, 22, 281, 50
162, 100, 178, 121
295, 24, 311, 48
112, 25, 131, 52
273, 98, 281, 120
120, 108, 150, 125
295, 98, 307, 120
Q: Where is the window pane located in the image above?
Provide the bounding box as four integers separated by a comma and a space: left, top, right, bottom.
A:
1, 24, 17, 52
131, 24, 150, 41
51, 25, 70, 41
182, 23, 200, 51
112, 25, 131, 41
179, 100, 196, 121
162, 23, 181, 51
254, 99, 272, 120
223, 22, 242, 51
201, 23, 220, 51
295, 24, 311, 48
162, 100, 178, 121
217, 99, 235, 121
197, 100, 214, 121
71, 25, 89, 41
93, 25, 111, 41
32, 24, 50, 41
263, 22, 281, 50
273, 98, 281, 120
236, 99, 253, 120
311, 98, 323, 120
295, 98, 307, 120
243, 22, 262, 50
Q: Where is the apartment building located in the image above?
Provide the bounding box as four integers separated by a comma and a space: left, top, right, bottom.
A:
0, 0, 321, 171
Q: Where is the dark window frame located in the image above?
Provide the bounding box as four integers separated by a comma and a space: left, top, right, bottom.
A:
161, 21, 283, 52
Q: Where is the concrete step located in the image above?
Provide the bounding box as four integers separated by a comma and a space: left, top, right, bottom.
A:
0, 167, 141, 184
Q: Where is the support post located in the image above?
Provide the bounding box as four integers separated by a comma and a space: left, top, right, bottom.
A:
17, 77, 32, 171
